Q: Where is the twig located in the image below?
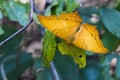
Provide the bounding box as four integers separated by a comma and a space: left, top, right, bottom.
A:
0, 0, 34, 46
49, 62, 60, 80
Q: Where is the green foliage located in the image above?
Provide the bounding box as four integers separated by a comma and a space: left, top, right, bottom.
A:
0, 27, 4, 35
44, 0, 64, 15
34, 59, 53, 80
0, 53, 33, 80
0, 10, 3, 19
102, 31, 120, 51
42, 0, 64, 67
41, 0, 120, 80
42, 0, 81, 68
78, 7, 98, 23
100, 6, 120, 39
1, 0, 120, 80
58, 41, 86, 68
0, 25, 22, 54
54, 52, 80, 80
102, 53, 120, 79
65, 0, 80, 12
43, 30, 57, 67
0, 0, 33, 80
0, 0, 29, 26
116, 54, 120, 78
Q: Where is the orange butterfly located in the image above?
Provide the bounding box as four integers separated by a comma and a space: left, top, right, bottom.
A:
37, 11, 108, 53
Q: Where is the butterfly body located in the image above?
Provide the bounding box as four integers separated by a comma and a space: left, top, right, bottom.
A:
37, 11, 108, 53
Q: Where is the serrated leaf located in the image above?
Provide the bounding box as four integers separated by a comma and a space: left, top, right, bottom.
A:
43, 30, 57, 67
58, 41, 86, 68
100, 7, 120, 39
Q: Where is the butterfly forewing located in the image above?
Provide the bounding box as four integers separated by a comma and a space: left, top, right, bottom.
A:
37, 11, 82, 40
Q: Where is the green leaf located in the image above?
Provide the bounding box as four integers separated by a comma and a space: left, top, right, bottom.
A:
0, 26, 22, 54
65, 0, 79, 12
54, 51, 80, 80
0, 0, 3, 4
34, 59, 53, 80
102, 53, 116, 67
100, 6, 120, 39
0, 27, 4, 35
45, 0, 64, 15
115, 0, 120, 10
42, 30, 57, 67
2, 1, 28, 26
78, 7, 98, 23
102, 31, 120, 52
44, 0, 59, 16
79, 61, 102, 80
0, 10, 3, 19
116, 54, 120, 78
58, 41, 86, 68
102, 53, 116, 80
103, 65, 112, 80
0, 53, 33, 80
55, 0, 64, 15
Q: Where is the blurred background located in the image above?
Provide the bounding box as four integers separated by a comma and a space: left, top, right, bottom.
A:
0, 0, 120, 80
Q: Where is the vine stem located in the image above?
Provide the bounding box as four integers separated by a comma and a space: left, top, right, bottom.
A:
50, 62, 60, 80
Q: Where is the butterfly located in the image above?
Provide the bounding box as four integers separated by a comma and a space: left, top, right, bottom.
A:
37, 11, 108, 53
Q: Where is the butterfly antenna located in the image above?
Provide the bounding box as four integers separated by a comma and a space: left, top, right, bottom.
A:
0, 0, 34, 46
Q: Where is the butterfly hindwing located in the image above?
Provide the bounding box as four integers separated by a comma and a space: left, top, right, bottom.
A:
73, 23, 108, 53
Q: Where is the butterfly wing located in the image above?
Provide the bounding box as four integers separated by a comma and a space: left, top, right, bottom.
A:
73, 23, 108, 53
37, 11, 82, 40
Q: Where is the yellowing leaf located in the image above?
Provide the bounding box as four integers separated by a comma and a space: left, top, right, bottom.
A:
58, 41, 86, 68
37, 11, 108, 54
